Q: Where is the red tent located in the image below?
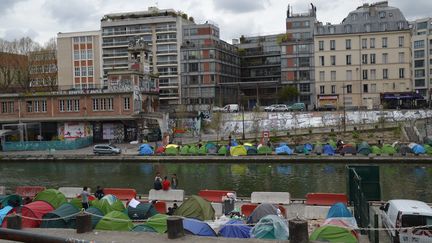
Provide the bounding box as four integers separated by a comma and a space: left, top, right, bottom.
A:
155, 146, 165, 154
21, 201, 54, 228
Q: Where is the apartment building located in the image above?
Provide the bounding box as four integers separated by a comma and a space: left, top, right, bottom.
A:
28, 50, 58, 90
314, 1, 411, 109
57, 31, 103, 89
281, 4, 317, 107
235, 34, 281, 108
100, 7, 193, 107
181, 23, 240, 110
411, 18, 432, 102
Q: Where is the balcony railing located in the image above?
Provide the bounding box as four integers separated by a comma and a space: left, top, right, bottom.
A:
102, 29, 152, 36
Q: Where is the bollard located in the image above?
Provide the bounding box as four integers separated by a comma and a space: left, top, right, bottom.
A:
76, 213, 92, 234
6, 214, 22, 230
167, 216, 184, 239
288, 218, 309, 243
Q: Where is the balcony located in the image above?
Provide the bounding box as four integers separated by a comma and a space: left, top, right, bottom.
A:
102, 29, 152, 36
155, 27, 177, 33
102, 41, 129, 47
156, 38, 177, 43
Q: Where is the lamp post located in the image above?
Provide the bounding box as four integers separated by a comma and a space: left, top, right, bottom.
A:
242, 105, 245, 140
342, 85, 347, 133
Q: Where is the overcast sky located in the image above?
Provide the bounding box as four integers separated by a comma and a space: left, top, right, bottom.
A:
1, 0, 431, 45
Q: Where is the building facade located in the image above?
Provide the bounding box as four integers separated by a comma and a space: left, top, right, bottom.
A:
101, 7, 193, 107
411, 18, 432, 102
281, 4, 317, 107
57, 31, 103, 89
29, 50, 58, 91
314, 2, 411, 109
180, 23, 240, 111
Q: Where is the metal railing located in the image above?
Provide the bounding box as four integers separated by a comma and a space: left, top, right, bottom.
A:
348, 167, 370, 234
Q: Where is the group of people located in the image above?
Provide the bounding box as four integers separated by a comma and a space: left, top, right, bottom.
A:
81, 185, 105, 209
154, 172, 178, 191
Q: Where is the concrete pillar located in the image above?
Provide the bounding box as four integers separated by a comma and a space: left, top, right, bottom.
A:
167, 216, 184, 239
288, 218, 308, 243
76, 213, 92, 233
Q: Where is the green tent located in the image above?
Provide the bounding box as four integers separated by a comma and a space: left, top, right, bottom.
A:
371, 146, 382, 155
145, 214, 168, 233
69, 198, 83, 209
328, 139, 337, 149
174, 195, 215, 221
424, 144, 432, 155
92, 195, 125, 215
188, 145, 198, 155
165, 146, 178, 156
127, 203, 158, 220
218, 146, 228, 156
0, 194, 22, 208
132, 224, 157, 233
86, 206, 104, 229
41, 203, 80, 229
357, 142, 371, 156
230, 145, 247, 156
295, 145, 304, 154
257, 145, 272, 155
310, 225, 358, 243
180, 145, 190, 155
95, 211, 133, 231
33, 189, 67, 209
197, 145, 207, 155
382, 144, 396, 155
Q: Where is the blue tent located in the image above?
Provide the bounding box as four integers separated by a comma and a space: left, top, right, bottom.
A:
409, 143, 426, 155
326, 203, 353, 218
304, 143, 313, 152
275, 145, 293, 155
251, 215, 289, 240
323, 144, 335, 155
219, 219, 251, 238
0, 206, 13, 225
183, 218, 217, 237
139, 144, 154, 156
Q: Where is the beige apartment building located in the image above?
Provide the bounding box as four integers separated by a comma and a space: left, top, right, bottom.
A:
57, 31, 103, 89
314, 2, 411, 110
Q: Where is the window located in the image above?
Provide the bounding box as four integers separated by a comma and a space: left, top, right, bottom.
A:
330, 40, 335, 50
74, 100, 80, 111
365, 24, 371, 32
371, 84, 377, 92
382, 53, 388, 64
399, 68, 405, 78
415, 60, 425, 68
67, 100, 73, 112
331, 56, 336, 65
346, 70, 352, 80
320, 85, 325, 94
93, 99, 99, 111
331, 85, 336, 94
363, 84, 368, 93
346, 85, 352, 94
41, 100, 47, 112
34, 100, 39, 112
370, 54, 376, 64
371, 69, 376, 79
415, 79, 426, 87
415, 69, 425, 77
370, 38, 375, 48
81, 50, 86, 59
399, 52, 405, 63
344, 25, 352, 33
319, 56, 325, 66
124, 97, 130, 110
88, 67, 94, 76
331, 71, 336, 81
414, 50, 424, 58
59, 100, 65, 112
346, 39, 351, 49
398, 36, 404, 47
414, 40, 425, 49
382, 37, 388, 48
26, 101, 32, 112
319, 41, 324, 51
362, 54, 368, 64
319, 71, 325, 81
383, 69, 388, 79
363, 70, 368, 80
74, 50, 80, 60
346, 55, 351, 65
74, 67, 80, 77
81, 67, 87, 76
87, 49, 93, 59
362, 39, 367, 49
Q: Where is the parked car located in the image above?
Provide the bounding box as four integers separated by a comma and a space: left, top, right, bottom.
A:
93, 144, 121, 155
287, 103, 306, 111
212, 106, 224, 112
380, 199, 432, 243
264, 104, 289, 112
223, 104, 239, 112
318, 104, 337, 111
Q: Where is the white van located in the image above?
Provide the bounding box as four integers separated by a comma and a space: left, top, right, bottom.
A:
223, 104, 239, 112
381, 199, 432, 243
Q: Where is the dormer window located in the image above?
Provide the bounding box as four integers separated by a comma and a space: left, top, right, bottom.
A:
344, 25, 352, 33
365, 24, 371, 32
329, 26, 335, 34
363, 12, 369, 20
352, 13, 357, 21
379, 11, 386, 18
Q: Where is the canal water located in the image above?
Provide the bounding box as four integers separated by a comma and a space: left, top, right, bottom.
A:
0, 162, 431, 201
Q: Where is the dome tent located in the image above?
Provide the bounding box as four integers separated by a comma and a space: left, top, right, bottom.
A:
182, 218, 217, 237
33, 189, 67, 209
21, 201, 55, 228
174, 195, 215, 221
145, 214, 168, 233
138, 144, 154, 156
247, 203, 278, 224
250, 215, 289, 240
326, 203, 353, 218
310, 225, 359, 243
86, 206, 104, 229
127, 202, 158, 220
257, 145, 272, 155
92, 195, 125, 215
230, 145, 247, 156
219, 219, 251, 238
95, 211, 133, 231
41, 203, 80, 229
0, 195, 22, 208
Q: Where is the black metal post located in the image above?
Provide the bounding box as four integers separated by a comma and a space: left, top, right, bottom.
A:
242, 105, 245, 140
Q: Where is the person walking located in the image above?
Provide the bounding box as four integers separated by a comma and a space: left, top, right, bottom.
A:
81, 186, 90, 209
171, 173, 178, 189
94, 186, 105, 200
154, 172, 162, 190
162, 176, 171, 191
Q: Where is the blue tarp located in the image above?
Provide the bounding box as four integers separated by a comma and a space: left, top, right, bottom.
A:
183, 218, 217, 237
139, 144, 154, 156
219, 219, 251, 238
275, 145, 293, 155
323, 144, 335, 155
326, 203, 353, 218
304, 143, 313, 152
412, 144, 426, 155
0, 206, 13, 225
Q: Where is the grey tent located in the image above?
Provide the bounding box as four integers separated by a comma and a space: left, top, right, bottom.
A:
86, 206, 105, 229
398, 144, 411, 156
127, 202, 158, 220
41, 203, 80, 229
247, 203, 278, 224
313, 144, 323, 155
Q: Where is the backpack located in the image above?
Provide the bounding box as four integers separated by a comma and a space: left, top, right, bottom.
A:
154, 180, 162, 190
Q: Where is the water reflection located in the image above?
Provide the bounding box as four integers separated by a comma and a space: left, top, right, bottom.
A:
0, 162, 431, 201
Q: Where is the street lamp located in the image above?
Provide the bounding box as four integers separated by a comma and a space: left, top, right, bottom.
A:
242, 105, 245, 140
342, 84, 347, 133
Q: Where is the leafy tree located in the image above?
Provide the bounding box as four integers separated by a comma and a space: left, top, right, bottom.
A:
278, 85, 299, 103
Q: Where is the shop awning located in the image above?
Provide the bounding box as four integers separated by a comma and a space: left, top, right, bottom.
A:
382, 93, 424, 100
